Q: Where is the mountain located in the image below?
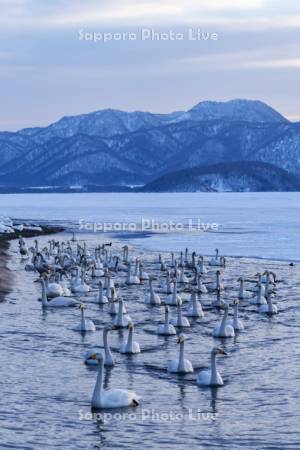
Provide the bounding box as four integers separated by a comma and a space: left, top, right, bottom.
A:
0, 99, 299, 191
139, 161, 300, 192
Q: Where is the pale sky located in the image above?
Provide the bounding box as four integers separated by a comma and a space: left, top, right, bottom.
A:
1, 0, 300, 130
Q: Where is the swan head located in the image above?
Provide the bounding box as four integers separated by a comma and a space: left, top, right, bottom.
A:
164, 305, 170, 313
219, 303, 229, 310
79, 303, 86, 310
90, 352, 103, 361
177, 334, 185, 344
127, 322, 134, 330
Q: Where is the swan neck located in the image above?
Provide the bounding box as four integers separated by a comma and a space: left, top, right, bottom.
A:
80, 309, 85, 330
103, 329, 113, 362
127, 327, 133, 350
220, 308, 228, 333
178, 341, 185, 371
211, 352, 218, 384
92, 358, 103, 405
41, 279, 47, 306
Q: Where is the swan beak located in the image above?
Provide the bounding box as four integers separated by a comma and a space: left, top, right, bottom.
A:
218, 348, 227, 355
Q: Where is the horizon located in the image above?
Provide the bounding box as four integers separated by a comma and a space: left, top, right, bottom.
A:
1, 0, 300, 130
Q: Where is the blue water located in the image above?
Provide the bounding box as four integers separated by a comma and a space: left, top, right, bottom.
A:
0, 192, 300, 260
0, 233, 299, 449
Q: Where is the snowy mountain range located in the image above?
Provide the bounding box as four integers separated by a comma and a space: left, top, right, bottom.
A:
0, 99, 299, 191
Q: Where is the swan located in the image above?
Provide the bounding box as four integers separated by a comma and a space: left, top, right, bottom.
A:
197, 347, 227, 386
197, 274, 208, 294
113, 300, 131, 328
212, 304, 235, 338
71, 274, 91, 294
238, 277, 251, 300
91, 353, 140, 409
259, 292, 278, 315
186, 289, 204, 318
168, 334, 194, 374
96, 281, 108, 304
126, 263, 140, 285
227, 300, 244, 331
250, 283, 267, 305
170, 300, 190, 328
119, 322, 141, 354
212, 270, 224, 290
165, 280, 182, 305
91, 264, 104, 278
144, 278, 161, 305
161, 271, 174, 294
74, 304, 96, 332
212, 288, 226, 308
179, 269, 189, 284
139, 263, 149, 281
108, 288, 121, 315
85, 325, 116, 366
156, 306, 176, 335
209, 249, 222, 266
45, 277, 64, 298
35, 278, 79, 307
198, 256, 207, 274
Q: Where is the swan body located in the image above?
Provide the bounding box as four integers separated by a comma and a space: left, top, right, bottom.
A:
197, 347, 226, 386
161, 272, 174, 294
259, 293, 278, 315
113, 300, 131, 328
209, 249, 224, 267
91, 353, 140, 409
144, 278, 161, 305
250, 283, 266, 305
168, 334, 193, 374
165, 280, 182, 305
213, 305, 235, 337
157, 306, 176, 335
238, 278, 251, 300
126, 263, 140, 285
227, 300, 244, 331
119, 323, 141, 354
74, 304, 96, 332
96, 281, 108, 304
212, 270, 224, 290
197, 274, 208, 294
186, 289, 204, 318
35, 278, 79, 307
170, 300, 190, 328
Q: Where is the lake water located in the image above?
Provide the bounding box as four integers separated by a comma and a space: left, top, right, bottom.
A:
0, 192, 300, 260
0, 234, 299, 450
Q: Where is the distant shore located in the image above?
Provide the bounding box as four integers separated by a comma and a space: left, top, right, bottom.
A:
0, 225, 64, 302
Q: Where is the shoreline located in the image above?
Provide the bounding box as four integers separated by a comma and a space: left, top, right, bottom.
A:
0, 226, 64, 302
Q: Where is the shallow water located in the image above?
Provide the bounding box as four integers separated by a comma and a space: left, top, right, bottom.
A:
1, 192, 300, 260
0, 233, 299, 449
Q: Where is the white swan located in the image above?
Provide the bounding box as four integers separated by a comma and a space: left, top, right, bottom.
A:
170, 300, 190, 328
179, 269, 189, 284
35, 278, 79, 308
96, 281, 108, 304
212, 270, 224, 290
144, 278, 161, 305
211, 288, 226, 308
71, 274, 91, 294
126, 263, 140, 285
227, 300, 244, 331
139, 263, 149, 281
156, 306, 176, 335
212, 304, 235, 338
250, 283, 267, 305
168, 334, 193, 374
74, 304, 96, 332
197, 274, 208, 294
186, 289, 204, 318
85, 325, 116, 366
198, 256, 207, 274
259, 292, 278, 315
45, 277, 64, 298
161, 271, 174, 294
119, 322, 141, 354
113, 300, 131, 328
91, 353, 140, 409
209, 249, 222, 266
108, 288, 121, 315
165, 280, 182, 305
197, 347, 227, 386
238, 277, 251, 300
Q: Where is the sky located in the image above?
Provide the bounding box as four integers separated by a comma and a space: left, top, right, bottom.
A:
0, 0, 300, 130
